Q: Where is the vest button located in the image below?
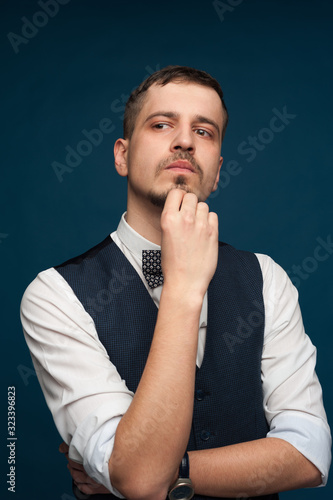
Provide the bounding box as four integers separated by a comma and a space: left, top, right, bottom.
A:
200, 430, 210, 441
195, 389, 205, 401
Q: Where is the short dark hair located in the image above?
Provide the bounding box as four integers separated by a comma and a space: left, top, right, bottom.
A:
123, 65, 228, 141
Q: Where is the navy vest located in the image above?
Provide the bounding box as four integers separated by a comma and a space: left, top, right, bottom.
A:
55, 236, 278, 500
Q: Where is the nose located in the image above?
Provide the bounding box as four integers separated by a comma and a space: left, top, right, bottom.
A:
170, 125, 195, 154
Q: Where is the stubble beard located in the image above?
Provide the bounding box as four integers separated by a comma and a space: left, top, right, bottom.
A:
148, 175, 192, 208
147, 152, 204, 209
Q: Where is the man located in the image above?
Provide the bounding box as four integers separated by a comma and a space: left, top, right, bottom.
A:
21, 66, 331, 499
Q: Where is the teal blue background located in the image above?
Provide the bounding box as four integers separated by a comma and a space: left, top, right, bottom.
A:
1, 0, 332, 498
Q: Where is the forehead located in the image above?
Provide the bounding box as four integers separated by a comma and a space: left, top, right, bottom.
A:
137, 82, 224, 127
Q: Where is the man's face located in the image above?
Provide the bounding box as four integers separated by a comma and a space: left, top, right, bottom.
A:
116, 82, 224, 208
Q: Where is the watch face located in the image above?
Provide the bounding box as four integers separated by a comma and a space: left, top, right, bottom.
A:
171, 484, 194, 499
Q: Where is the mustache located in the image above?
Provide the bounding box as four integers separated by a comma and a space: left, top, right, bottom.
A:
156, 152, 203, 178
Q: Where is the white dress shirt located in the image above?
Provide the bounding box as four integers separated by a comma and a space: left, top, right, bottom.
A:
20, 213, 331, 496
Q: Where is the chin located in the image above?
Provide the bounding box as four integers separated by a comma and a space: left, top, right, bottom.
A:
148, 193, 168, 208
148, 177, 195, 207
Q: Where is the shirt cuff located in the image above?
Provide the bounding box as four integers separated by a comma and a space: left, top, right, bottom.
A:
267, 411, 332, 486
82, 417, 125, 498
68, 398, 133, 498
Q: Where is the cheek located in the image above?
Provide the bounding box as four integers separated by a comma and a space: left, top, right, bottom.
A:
203, 162, 221, 190
131, 142, 167, 175
130, 134, 161, 162
127, 148, 155, 182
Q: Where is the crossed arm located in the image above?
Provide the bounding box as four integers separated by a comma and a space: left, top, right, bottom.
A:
61, 190, 322, 499
61, 438, 321, 499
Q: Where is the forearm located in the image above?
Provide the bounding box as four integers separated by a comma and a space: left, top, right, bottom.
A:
189, 437, 322, 497
109, 190, 218, 499
109, 285, 202, 500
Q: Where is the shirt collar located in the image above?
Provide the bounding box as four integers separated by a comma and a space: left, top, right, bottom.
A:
116, 212, 161, 262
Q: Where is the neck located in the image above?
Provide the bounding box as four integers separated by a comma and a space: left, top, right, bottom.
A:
126, 195, 163, 245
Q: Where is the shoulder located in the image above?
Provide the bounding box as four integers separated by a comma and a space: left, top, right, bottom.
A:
21, 267, 72, 303
20, 267, 84, 320
254, 252, 296, 294
217, 244, 297, 300
217, 241, 263, 279
218, 243, 292, 285
55, 235, 114, 270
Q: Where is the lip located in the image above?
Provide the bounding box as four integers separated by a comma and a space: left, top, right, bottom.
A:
165, 160, 195, 174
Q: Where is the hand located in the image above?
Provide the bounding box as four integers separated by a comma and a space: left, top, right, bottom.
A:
161, 189, 218, 299
59, 442, 110, 495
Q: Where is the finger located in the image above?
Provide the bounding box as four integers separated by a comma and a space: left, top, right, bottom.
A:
196, 201, 209, 217
59, 441, 69, 454
74, 482, 110, 495
76, 481, 102, 491
68, 459, 85, 472
162, 188, 187, 212
70, 467, 95, 485
179, 192, 198, 213
71, 467, 110, 493
208, 211, 219, 230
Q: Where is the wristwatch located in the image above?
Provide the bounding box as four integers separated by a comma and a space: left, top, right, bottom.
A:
168, 452, 195, 500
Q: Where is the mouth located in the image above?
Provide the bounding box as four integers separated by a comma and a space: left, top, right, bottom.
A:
165, 160, 195, 174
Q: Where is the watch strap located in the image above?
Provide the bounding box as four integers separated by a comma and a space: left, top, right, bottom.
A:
168, 452, 194, 500
179, 451, 190, 478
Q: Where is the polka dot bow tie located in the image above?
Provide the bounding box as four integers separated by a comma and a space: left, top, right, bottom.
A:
142, 250, 164, 288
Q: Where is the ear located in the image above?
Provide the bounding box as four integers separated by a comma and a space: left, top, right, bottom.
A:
212, 156, 223, 192
114, 138, 129, 177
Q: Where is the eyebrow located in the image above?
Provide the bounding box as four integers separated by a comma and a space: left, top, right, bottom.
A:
195, 114, 221, 137
144, 111, 221, 137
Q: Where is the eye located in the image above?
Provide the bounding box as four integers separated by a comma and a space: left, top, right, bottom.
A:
152, 123, 170, 130
195, 128, 212, 137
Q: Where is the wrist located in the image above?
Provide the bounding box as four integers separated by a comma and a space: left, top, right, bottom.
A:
168, 452, 194, 500
161, 281, 205, 312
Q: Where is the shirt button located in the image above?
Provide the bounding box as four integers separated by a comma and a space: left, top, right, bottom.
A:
195, 389, 205, 401
200, 430, 210, 441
